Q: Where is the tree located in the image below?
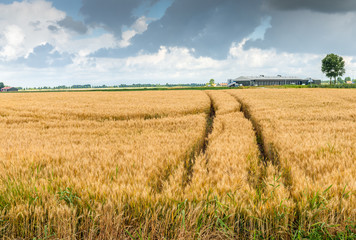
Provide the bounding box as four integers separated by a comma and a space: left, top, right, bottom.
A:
321, 53, 345, 85
209, 79, 215, 86
337, 77, 344, 84
0, 82, 4, 89
345, 77, 351, 83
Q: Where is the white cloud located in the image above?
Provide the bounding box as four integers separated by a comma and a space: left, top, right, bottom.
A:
0, 0, 67, 60
0, 0, 122, 62
13, 39, 332, 86
119, 30, 137, 48
248, 16, 272, 41
228, 38, 323, 77
132, 16, 149, 33
85, 46, 221, 76
0, 25, 25, 60
62, 33, 119, 57
119, 16, 149, 48
3, 33, 354, 87
72, 38, 344, 85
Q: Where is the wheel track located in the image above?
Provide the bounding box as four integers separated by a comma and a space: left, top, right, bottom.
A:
148, 91, 217, 193
227, 91, 293, 190
181, 92, 216, 189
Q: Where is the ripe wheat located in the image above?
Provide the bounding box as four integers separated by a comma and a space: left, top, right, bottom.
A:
229, 88, 356, 227
0, 89, 354, 239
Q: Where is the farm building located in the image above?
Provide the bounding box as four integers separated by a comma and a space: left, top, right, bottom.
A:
1, 87, 18, 92
228, 75, 321, 87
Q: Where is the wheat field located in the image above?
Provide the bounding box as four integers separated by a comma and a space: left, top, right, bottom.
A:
0, 89, 355, 239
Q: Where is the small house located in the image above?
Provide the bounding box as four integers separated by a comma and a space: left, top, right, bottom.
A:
1, 87, 18, 92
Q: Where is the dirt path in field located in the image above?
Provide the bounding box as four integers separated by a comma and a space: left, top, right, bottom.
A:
202, 93, 216, 154
227, 91, 293, 190
227, 93, 269, 165
148, 91, 217, 193
181, 92, 216, 188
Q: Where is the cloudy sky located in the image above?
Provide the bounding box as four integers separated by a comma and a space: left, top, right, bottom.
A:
1, 0, 356, 87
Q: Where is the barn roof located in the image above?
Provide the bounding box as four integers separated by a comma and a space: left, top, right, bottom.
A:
233, 76, 302, 81
1, 87, 15, 89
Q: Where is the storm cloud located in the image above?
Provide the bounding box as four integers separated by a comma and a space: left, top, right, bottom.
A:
57, 16, 88, 34
18, 43, 73, 68
81, 0, 356, 59
245, 7, 356, 55
87, 0, 264, 59
133, 0, 264, 58
80, 0, 158, 35
265, 0, 356, 13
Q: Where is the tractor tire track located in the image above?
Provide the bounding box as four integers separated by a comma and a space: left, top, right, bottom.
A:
149, 91, 216, 193
227, 91, 293, 190
181, 92, 216, 188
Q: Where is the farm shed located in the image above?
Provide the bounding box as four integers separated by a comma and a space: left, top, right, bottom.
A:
228, 75, 321, 87
1, 87, 18, 92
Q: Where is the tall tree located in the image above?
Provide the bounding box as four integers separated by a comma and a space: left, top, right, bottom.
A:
321, 54, 345, 85
0, 82, 4, 89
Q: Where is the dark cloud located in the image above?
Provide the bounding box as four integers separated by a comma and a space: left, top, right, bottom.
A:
81, 0, 155, 35
18, 43, 73, 68
48, 25, 59, 32
30, 21, 41, 31
57, 16, 88, 34
88, 0, 263, 59
245, 10, 356, 55
265, 0, 356, 13
82, 0, 356, 59
140, 0, 263, 58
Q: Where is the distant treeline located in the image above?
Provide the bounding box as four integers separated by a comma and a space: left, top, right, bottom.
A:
22, 83, 206, 90
311, 83, 356, 88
